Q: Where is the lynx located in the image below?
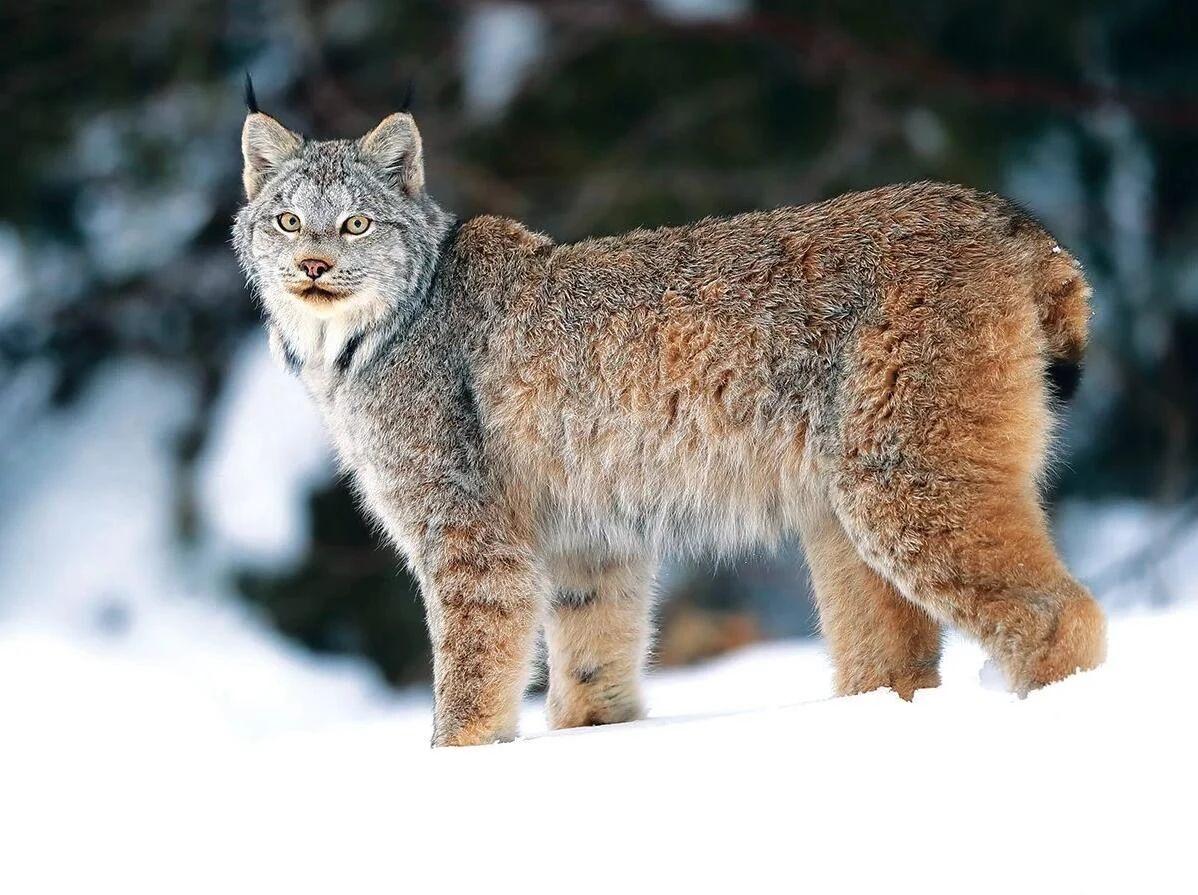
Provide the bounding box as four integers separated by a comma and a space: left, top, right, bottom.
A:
233, 89, 1106, 747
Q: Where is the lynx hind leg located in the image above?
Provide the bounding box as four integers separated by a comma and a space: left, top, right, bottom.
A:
830, 296, 1106, 694
836, 478, 1105, 694
544, 555, 655, 730
799, 500, 942, 700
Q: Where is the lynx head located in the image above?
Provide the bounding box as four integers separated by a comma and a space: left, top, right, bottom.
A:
232, 84, 450, 334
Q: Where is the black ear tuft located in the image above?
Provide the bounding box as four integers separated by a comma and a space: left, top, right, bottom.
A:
244, 72, 260, 114
399, 79, 415, 114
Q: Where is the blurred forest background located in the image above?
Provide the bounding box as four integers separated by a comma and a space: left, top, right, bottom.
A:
3, 0, 1197, 688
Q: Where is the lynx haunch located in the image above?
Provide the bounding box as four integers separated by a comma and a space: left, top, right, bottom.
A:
233, 93, 1106, 747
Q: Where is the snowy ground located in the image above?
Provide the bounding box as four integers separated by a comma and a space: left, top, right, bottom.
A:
2, 605, 1193, 895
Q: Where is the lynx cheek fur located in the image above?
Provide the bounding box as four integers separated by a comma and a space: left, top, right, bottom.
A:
234, 97, 1106, 747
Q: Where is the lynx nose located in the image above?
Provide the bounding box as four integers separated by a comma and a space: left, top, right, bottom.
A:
299, 258, 332, 280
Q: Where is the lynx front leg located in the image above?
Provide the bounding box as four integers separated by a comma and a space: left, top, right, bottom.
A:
544, 556, 655, 730
422, 522, 542, 747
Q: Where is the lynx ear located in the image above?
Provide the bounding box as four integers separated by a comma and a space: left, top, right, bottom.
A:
359, 113, 424, 196
241, 112, 302, 200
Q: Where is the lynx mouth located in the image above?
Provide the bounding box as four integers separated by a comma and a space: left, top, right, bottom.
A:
288, 284, 348, 303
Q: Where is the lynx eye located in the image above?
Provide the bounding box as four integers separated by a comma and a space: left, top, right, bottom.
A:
342, 214, 372, 236
276, 212, 301, 233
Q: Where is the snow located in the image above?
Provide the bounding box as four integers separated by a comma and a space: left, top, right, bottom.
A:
649, 0, 749, 23
0, 355, 389, 736
197, 335, 333, 567
1, 605, 1193, 894
0, 224, 28, 320
460, 3, 547, 121
1059, 500, 1198, 607
0, 360, 197, 630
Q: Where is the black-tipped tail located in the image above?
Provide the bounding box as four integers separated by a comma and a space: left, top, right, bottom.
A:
1047, 359, 1082, 403
399, 79, 414, 113
244, 72, 259, 114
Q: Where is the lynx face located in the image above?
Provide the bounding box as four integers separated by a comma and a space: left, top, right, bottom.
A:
233, 110, 443, 326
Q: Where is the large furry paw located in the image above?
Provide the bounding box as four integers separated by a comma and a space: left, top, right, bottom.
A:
836, 660, 941, 702
547, 681, 644, 730
1004, 596, 1108, 695
432, 718, 517, 748
548, 701, 644, 731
